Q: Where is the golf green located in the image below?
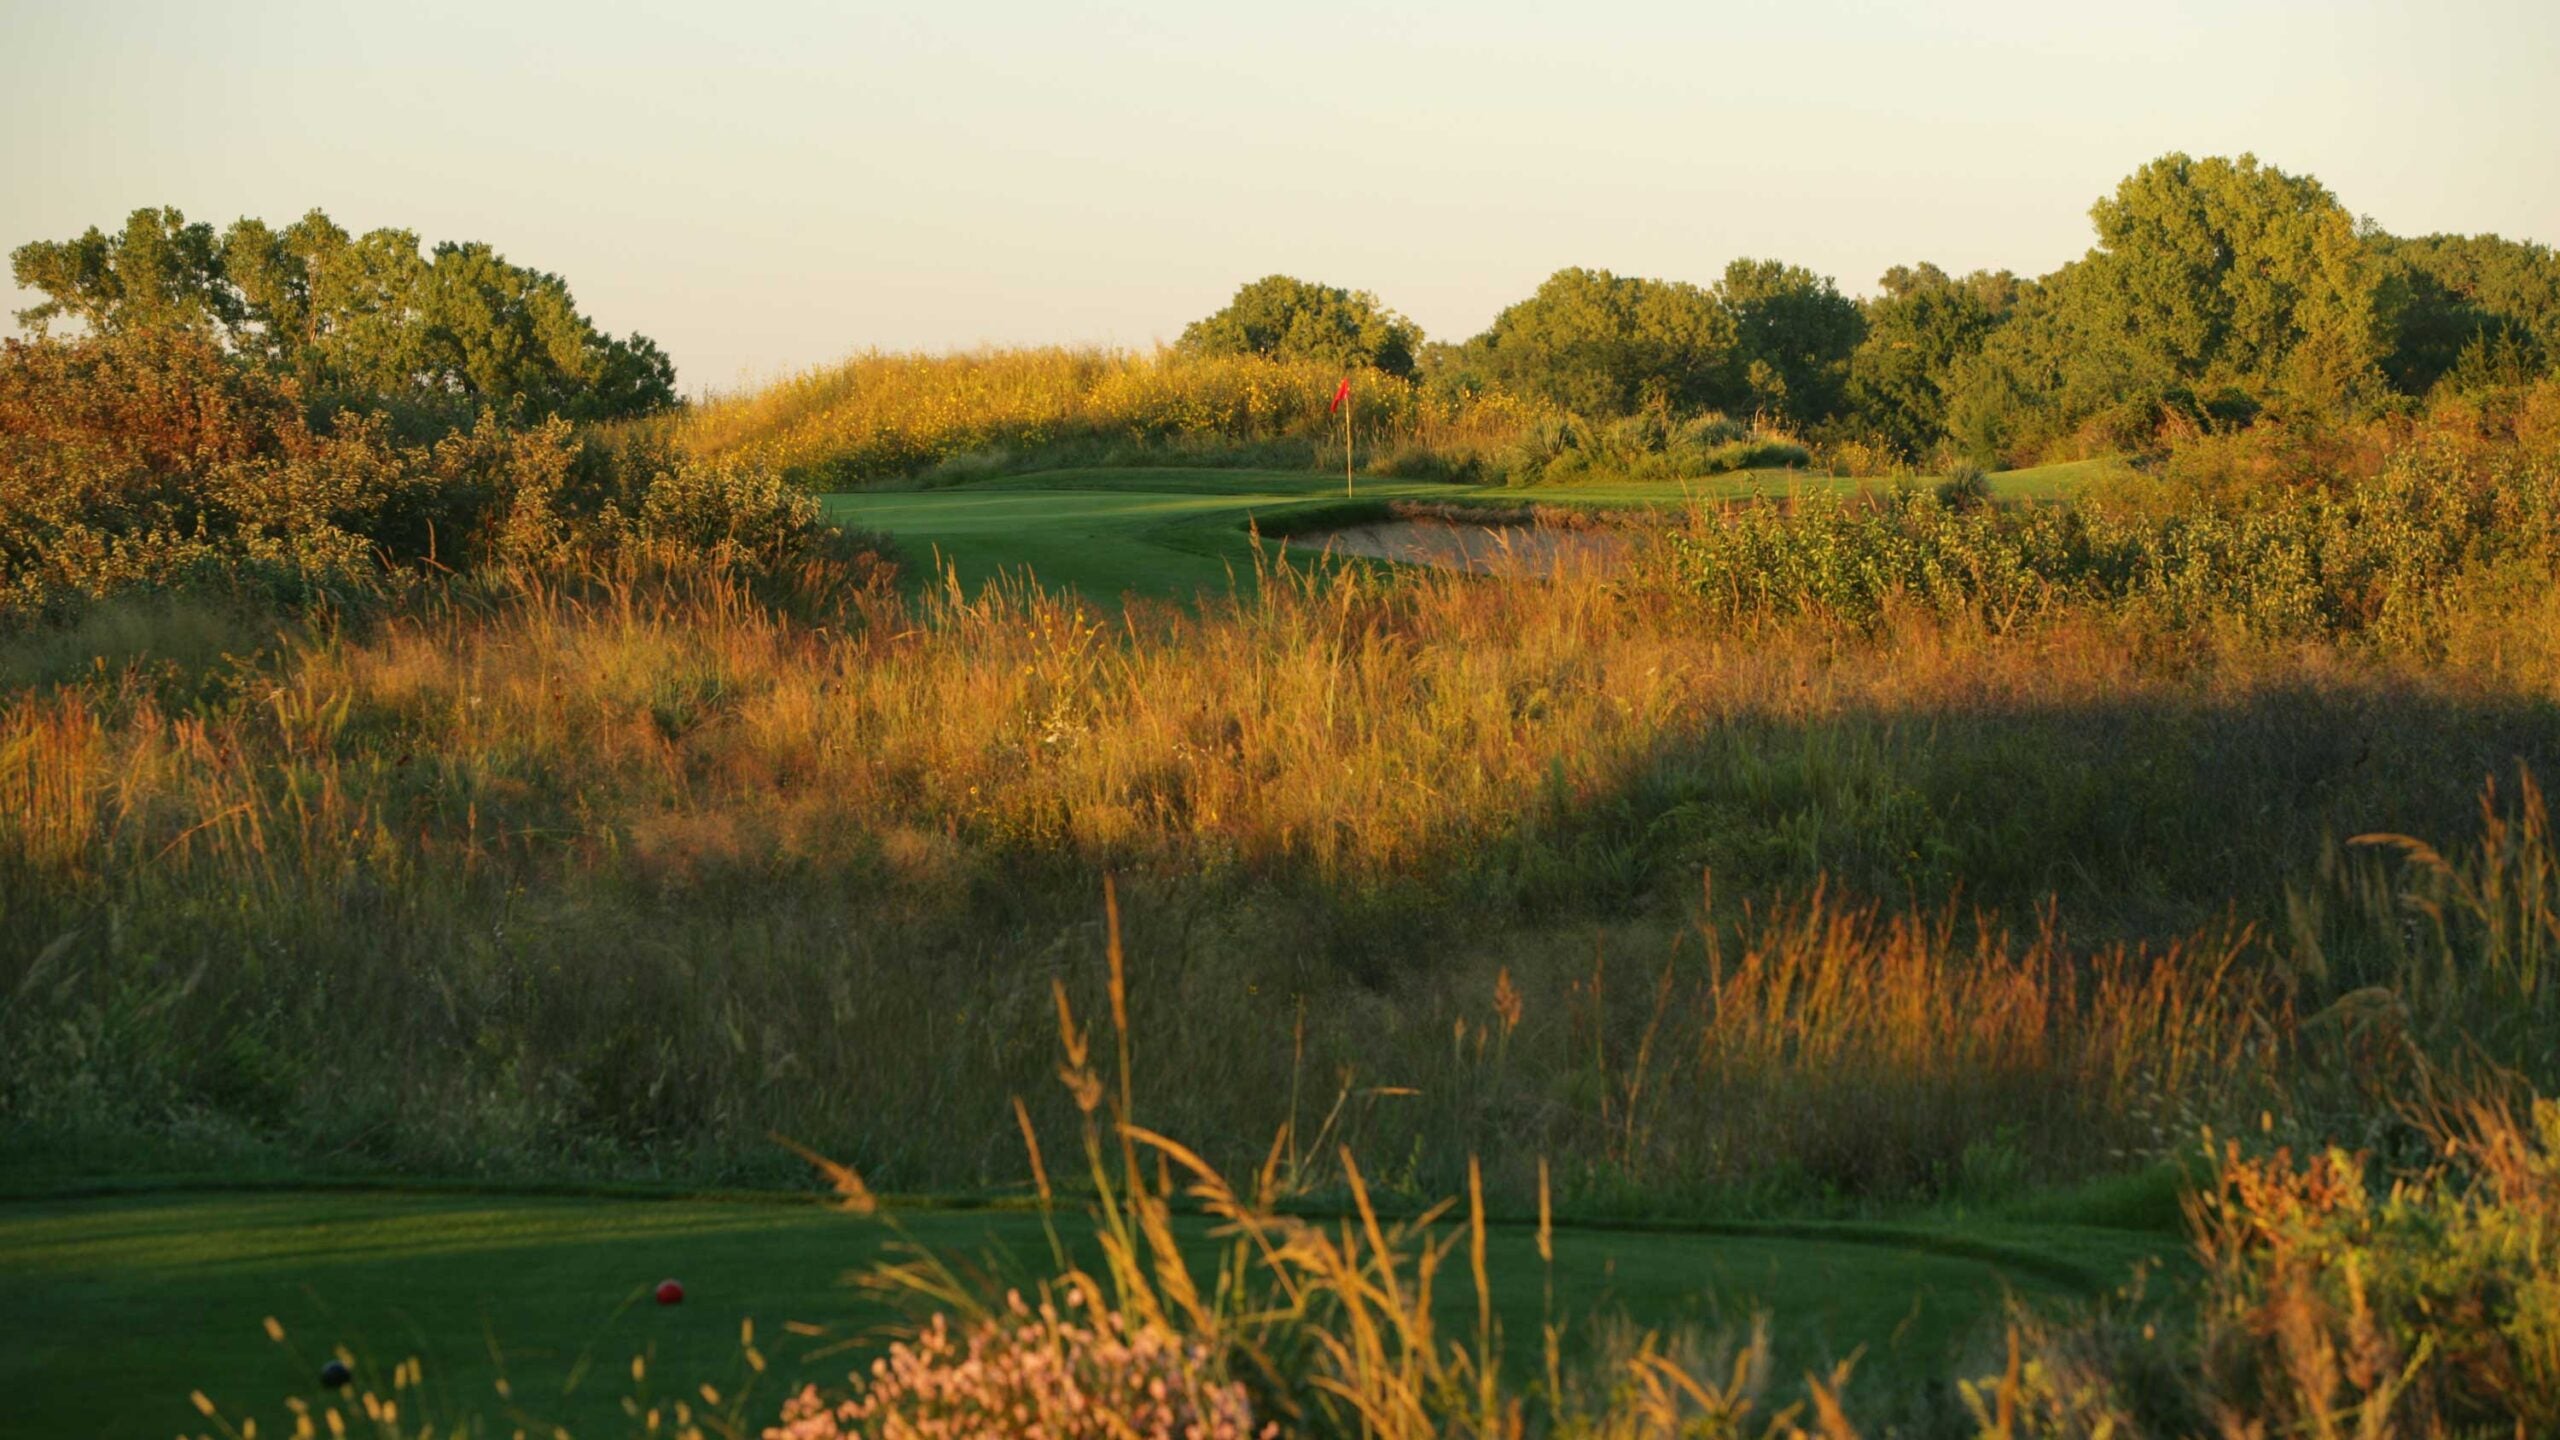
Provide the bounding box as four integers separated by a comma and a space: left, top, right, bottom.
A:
823, 462, 2102, 604
0, 1187, 2165, 1437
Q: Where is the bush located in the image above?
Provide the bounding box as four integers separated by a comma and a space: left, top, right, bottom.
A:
1368, 442, 1482, 482
2193, 1110, 2560, 1433
1696, 437, 1811, 474
1934, 463, 1992, 509
628, 455, 824, 568
1987, 1097, 2560, 1436
0, 331, 841, 621
769, 1291, 1270, 1440
1667, 428, 2560, 636
1472, 409, 1816, 485
0, 330, 489, 615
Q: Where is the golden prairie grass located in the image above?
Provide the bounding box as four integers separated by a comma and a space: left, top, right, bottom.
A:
814, 890, 1870, 1440
6, 539, 2555, 1194
159, 864, 2560, 1438
660, 347, 1544, 485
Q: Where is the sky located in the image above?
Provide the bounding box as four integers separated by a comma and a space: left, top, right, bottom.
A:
4, 0, 2556, 395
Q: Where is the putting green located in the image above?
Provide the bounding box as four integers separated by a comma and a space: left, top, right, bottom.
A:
0, 1188, 2166, 1437
825, 462, 2100, 604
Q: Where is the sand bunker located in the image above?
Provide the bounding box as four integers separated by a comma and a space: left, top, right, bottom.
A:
1300, 519, 1633, 576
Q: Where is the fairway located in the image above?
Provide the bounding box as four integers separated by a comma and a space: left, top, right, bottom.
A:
825, 463, 2097, 602
0, 1189, 2166, 1437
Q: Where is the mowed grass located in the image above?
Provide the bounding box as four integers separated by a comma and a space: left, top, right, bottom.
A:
0, 1189, 2167, 1437
825, 462, 2099, 601
1988, 456, 2140, 500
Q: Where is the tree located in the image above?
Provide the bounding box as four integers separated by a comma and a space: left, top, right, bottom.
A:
11, 206, 677, 423
1466, 267, 1732, 417
1940, 261, 2157, 465
1178, 275, 1421, 376
1713, 258, 1865, 426
1844, 263, 2021, 458
2377, 232, 2560, 396
2080, 152, 2393, 416
11, 207, 236, 337
1939, 153, 2398, 463
417, 241, 618, 418
221, 210, 430, 403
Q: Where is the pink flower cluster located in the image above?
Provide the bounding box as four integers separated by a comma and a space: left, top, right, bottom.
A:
765, 1291, 1274, 1440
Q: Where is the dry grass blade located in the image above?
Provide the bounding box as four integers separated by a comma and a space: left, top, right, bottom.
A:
769, 1133, 879, 1215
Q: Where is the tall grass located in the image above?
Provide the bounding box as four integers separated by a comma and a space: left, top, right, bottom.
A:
663, 348, 1545, 488
790, 888, 1870, 1440
4, 511, 2555, 1197
160, 869, 2560, 1438
659, 345, 1834, 489
1665, 430, 2560, 638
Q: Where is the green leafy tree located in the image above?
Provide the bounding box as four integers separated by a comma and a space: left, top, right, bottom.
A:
1713, 258, 1865, 425
1845, 264, 2022, 458
2378, 232, 2560, 395
221, 210, 430, 403
1178, 275, 1421, 376
10, 207, 237, 336
11, 206, 676, 423
419, 241, 617, 418
1466, 267, 1732, 416
2081, 152, 2394, 415
1943, 153, 2397, 463
1941, 261, 2159, 464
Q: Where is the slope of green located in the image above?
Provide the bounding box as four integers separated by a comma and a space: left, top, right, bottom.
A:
826, 463, 2096, 602
1990, 455, 2140, 500
1, 1189, 2166, 1437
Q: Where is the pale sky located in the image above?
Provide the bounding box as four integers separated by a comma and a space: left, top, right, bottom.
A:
4, 0, 2556, 394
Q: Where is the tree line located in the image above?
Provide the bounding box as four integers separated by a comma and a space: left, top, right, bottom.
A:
10, 206, 676, 430
16, 154, 2556, 470
1178, 153, 2560, 465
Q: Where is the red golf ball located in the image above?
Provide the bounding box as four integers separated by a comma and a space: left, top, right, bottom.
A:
655, 1279, 685, 1306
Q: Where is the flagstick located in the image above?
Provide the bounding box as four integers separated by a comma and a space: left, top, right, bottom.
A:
1344, 378, 1354, 498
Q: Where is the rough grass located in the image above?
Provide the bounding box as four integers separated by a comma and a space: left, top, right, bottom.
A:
656, 344, 2009, 493
659, 348, 1542, 489
4, 516, 2555, 1201
7, 406, 2560, 1437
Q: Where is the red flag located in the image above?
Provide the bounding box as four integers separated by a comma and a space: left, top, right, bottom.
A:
1328, 376, 1352, 416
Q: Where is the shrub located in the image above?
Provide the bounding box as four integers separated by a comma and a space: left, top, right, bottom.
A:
1667, 430, 2560, 636
0, 331, 839, 621
628, 455, 824, 568
1696, 437, 1811, 474
1368, 442, 1483, 482
768, 1291, 1271, 1440
1934, 463, 1992, 509
1598, 407, 1673, 466
1671, 411, 1749, 452
0, 330, 466, 615
2189, 1123, 2560, 1433
1986, 1096, 2560, 1436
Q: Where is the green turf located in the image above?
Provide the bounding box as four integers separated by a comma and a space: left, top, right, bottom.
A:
0, 1189, 2166, 1436
826, 462, 2101, 603
1987, 456, 2140, 500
